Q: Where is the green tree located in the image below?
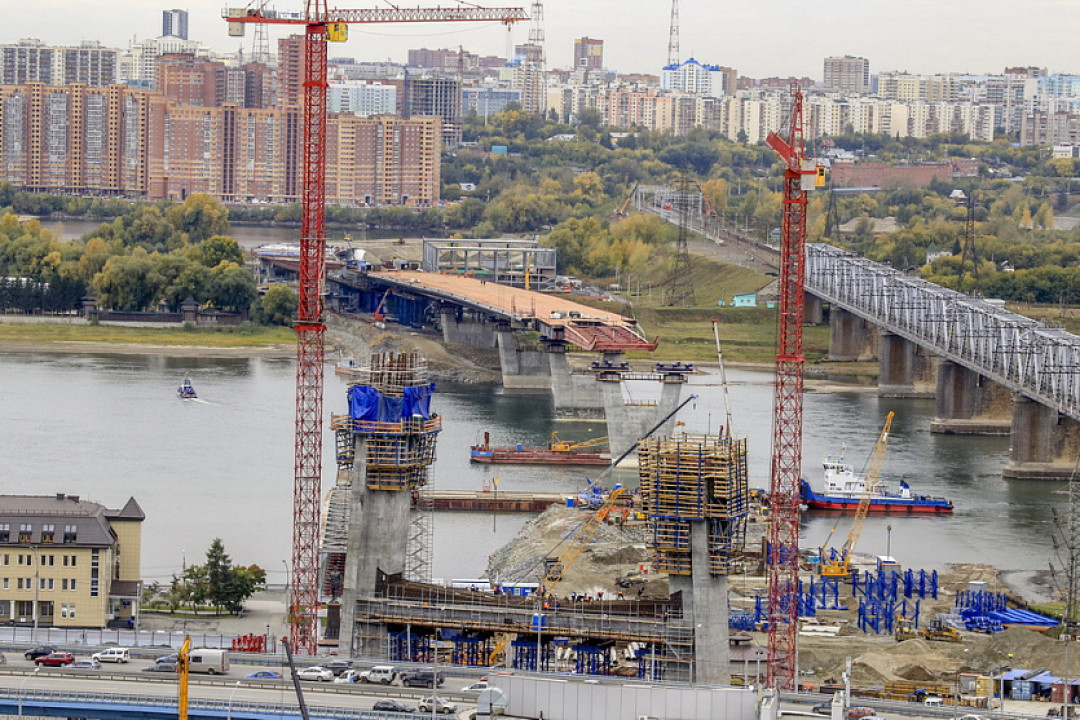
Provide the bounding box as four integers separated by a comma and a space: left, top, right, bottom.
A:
93, 250, 158, 310
196, 235, 244, 268
166, 193, 230, 243
209, 261, 257, 312
256, 283, 297, 326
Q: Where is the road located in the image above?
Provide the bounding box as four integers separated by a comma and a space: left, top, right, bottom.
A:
0, 651, 482, 714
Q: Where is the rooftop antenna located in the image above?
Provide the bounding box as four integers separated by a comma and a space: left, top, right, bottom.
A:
251, 0, 271, 64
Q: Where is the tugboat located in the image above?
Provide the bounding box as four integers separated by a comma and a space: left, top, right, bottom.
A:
177, 377, 198, 400
800, 455, 953, 514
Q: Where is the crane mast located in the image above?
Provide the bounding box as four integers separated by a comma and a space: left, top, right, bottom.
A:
763, 84, 814, 692
226, 1, 527, 655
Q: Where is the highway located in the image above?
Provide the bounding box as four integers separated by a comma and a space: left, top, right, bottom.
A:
0, 651, 483, 715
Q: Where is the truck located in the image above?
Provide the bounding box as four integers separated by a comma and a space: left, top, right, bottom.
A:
188, 648, 230, 674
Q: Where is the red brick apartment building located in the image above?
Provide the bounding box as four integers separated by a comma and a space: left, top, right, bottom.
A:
0, 82, 441, 206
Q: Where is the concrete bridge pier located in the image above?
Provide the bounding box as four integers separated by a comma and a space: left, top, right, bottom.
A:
339, 446, 412, 658
1003, 396, 1080, 480
548, 351, 605, 420
878, 332, 934, 398
601, 379, 684, 465
440, 308, 497, 348
668, 523, 729, 685
496, 327, 551, 391
805, 293, 824, 326
930, 361, 1011, 435
828, 308, 874, 361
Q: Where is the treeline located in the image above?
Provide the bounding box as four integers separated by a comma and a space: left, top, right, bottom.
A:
0, 193, 295, 323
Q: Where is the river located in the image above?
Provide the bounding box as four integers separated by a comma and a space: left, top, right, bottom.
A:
0, 350, 1059, 596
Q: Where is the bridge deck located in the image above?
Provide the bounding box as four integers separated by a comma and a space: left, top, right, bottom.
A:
369, 271, 658, 351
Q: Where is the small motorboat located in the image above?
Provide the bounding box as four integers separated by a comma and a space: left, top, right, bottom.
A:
177, 377, 198, 399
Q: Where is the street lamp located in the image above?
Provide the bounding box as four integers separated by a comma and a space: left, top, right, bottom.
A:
18, 666, 40, 718
226, 680, 242, 720
886, 524, 893, 559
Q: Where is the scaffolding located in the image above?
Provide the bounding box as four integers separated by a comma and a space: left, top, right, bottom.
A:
638, 433, 749, 576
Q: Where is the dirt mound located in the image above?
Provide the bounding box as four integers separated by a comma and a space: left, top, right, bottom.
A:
485, 506, 660, 597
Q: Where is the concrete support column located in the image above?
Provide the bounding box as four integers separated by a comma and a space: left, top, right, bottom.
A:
878, 332, 916, 397
930, 361, 1011, 435
804, 293, 824, 326
679, 522, 729, 685
440, 310, 497, 348
548, 352, 605, 420
496, 329, 550, 390
828, 308, 871, 361
601, 380, 683, 465
1003, 396, 1078, 480
339, 440, 413, 657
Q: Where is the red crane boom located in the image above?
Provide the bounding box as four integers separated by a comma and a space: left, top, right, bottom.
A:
763, 84, 815, 691
226, 1, 526, 655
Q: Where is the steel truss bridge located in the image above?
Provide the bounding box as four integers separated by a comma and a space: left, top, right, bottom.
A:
807, 243, 1080, 422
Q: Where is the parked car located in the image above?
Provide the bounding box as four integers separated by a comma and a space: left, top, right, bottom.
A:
35, 652, 76, 667
373, 699, 417, 713
24, 645, 57, 661
322, 659, 354, 676
92, 647, 130, 664
358, 665, 398, 684
143, 663, 178, 673
70, 658, 102, 670
296, 666, 334, 682
246, 670, 283, 679
847, 708, 876, 720
418, 696, 458, 715
462, 681, 490, 693
812, 702, 834, 715
401, 670, 444, 688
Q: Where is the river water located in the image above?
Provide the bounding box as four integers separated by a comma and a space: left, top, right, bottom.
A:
0, 349, 1060, 595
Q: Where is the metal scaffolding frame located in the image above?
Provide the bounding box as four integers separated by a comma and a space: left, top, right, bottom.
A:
807, 243, 1080, 421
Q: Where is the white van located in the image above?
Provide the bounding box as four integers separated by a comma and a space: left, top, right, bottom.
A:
188, 648, 230, 675
92, 647, 130, 663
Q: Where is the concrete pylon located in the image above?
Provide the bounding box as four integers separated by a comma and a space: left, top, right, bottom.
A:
668, 524, 729, 684
496, 328, 550, 390
828, 308, 872, 361
601, 378, 683, 464
548, 352, 605, 420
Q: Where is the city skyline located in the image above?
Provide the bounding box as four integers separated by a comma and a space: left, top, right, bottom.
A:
5, 0, 1079, 80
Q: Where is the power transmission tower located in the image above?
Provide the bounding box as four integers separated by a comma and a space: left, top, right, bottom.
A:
665, 175, 697, 307
958, 192, 978, 292
824, 187, 840, 240
251, 0, 271, 64
667, 0, 679, 66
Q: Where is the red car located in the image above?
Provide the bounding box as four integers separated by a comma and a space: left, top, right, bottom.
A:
35, 652, 75, 667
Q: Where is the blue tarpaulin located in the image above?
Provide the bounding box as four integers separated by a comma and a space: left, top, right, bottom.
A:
348, 383, 435, 422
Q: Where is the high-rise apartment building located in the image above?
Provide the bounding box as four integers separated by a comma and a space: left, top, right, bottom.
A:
573, 37, 603, 71
156, 53, 225, 107
163, 9, 190, 40
0, 40, 118, 87
661, 58, 725, 97
406, 77, 461, 147
329, 82, 397, 117
277, 35, 306, 106
0, 82, 441, 206
823, 55, 870, 95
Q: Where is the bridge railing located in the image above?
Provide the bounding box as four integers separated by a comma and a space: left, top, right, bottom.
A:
807, 243, 1080, 421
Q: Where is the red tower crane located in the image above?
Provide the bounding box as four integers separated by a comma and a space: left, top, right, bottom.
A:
763, 84, 817, 691
225, 2, 527, 655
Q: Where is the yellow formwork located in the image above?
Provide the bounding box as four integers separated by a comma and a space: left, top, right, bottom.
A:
638, 433, 749, 578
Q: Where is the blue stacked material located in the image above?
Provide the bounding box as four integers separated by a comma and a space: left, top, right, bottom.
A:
988, 608, 1059, 628
730, 613, 757, 631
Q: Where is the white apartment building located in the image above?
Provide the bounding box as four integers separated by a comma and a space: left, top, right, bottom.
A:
661, 58, 725, 97
328, 81, 397, 117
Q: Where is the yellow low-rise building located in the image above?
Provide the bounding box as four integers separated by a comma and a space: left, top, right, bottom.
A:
0, 494, 143, 629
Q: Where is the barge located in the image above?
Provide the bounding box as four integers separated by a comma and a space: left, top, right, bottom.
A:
469, 431, 611, 467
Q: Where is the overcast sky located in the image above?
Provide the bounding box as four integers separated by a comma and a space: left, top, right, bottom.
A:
6, 0, 1080, 80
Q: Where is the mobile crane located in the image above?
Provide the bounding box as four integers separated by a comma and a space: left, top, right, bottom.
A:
819, 411, 896, 578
